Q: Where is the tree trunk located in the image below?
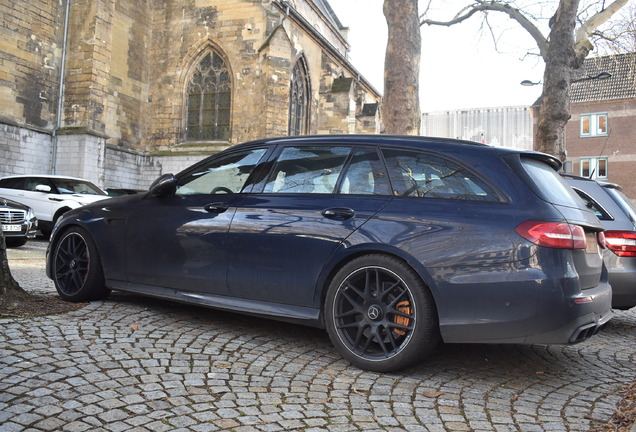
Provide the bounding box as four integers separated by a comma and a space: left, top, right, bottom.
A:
0, 231, 23, 296
535, 0, 581, 161
383, 0, 421, 135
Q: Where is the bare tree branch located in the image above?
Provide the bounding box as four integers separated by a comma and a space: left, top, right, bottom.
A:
574, 0, 631, 64
483, 15, 502, 53
408, 0, 631, 160
420, 1, 549, 58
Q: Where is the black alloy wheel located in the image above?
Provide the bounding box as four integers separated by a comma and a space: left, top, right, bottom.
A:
326, 255, 439, 372
52, 226, 109, 302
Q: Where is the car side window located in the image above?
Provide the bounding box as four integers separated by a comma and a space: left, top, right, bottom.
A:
338, 148, 391, 195
263, 146, 351, 194
51, 179, 105, 195
572, 188, 612, 220
176, 148, 267, 196
24, 178, 43, 192
0, 178, 26, 190
382, 148, 498, 201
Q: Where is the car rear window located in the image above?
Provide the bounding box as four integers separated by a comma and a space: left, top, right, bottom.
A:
0, 178, 26, 189
604, 187, 636, 225
521, 158, 583, 207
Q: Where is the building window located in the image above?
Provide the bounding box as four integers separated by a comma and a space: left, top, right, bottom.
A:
186, 51, 231, 141
288, 58, 310, 136
580, 113, 608, 137
580, 157, 608, 179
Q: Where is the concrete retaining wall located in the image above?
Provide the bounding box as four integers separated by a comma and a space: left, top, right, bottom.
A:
1, 123, 210, 191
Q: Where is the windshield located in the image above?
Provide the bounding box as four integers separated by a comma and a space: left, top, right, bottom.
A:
604, 187, 636, 226
51, 179, 107, 196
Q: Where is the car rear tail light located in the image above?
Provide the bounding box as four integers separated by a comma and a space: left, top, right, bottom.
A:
515, 221, 587, 249
604, 231, 636, 257
597, 231, 606, 249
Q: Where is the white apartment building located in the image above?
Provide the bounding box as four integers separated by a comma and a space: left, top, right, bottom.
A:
421, 106, 533, 150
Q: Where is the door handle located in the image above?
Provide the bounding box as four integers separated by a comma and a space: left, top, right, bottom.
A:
322, 207, 355, 220
204, 202, 229, 213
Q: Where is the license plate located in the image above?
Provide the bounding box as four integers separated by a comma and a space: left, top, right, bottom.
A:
586, 232, 598, 254
2, 224, 21, 232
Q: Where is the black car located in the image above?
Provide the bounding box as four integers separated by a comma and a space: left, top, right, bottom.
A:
46, 135, 612, 372
1, 196, 38, 247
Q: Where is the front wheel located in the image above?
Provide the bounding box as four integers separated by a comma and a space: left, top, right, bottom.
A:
325, 255, 439, 372
51, 226, 110, 302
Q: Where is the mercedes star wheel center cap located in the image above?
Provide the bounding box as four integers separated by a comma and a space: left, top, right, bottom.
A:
367, 305, 382, 320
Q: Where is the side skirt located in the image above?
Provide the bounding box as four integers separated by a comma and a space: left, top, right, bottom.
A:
107, 280, 324, 328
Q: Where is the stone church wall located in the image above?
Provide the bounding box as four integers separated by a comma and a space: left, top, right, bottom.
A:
146, 0, 272, 148
1, 0, 382, 191
62, 0, 151, 146
0, 0, 62, 130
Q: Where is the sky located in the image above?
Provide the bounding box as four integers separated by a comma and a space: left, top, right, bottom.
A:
328, 0, 546, 112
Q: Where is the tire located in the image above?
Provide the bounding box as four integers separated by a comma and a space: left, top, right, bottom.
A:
51, 226, 110, 302
5, 237, 27, 248
325, 254, 439, 372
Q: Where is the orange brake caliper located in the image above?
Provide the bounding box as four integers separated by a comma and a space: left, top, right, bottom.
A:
393, 300, 412, 336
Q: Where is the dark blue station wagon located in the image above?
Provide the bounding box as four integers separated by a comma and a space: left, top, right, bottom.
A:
46, 135, 613, 372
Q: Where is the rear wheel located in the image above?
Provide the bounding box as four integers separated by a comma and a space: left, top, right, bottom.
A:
52, 226, 110, 302
325, 255, 439, 372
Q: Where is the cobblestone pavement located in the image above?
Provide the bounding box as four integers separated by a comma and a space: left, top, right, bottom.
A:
1, 240, 636, 431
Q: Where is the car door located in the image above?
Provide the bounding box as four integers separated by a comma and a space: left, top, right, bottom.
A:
226, 145, 393, 307
124, 147, 269, 295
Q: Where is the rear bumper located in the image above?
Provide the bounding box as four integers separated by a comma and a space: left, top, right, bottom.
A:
438, 276, 614, 345
524, 281, 614, 344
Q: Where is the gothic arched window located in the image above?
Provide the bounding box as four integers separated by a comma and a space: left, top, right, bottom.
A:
186, 51, 231, 141
288, 58, 310, 136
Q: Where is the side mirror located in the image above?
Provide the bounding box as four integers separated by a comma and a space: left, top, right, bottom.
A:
148, 174, 177, 197
35, 184, 52, 193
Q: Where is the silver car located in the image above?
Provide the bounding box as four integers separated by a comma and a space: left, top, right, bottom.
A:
564, 175, 636, 310
0, 197, 38, 247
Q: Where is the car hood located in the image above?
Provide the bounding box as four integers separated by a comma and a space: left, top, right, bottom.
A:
0, 196, 32, 211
